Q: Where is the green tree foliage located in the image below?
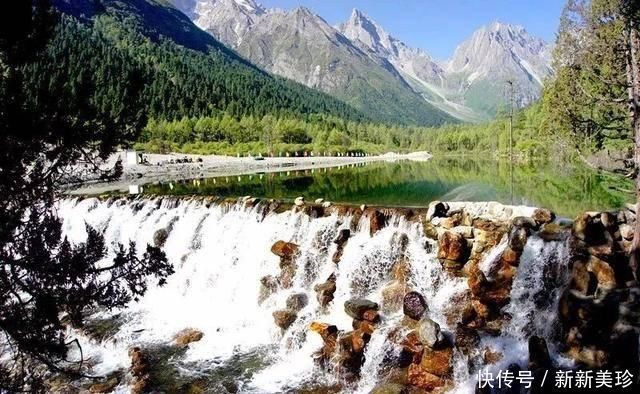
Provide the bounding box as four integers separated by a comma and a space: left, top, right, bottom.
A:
0, 2, 173, 390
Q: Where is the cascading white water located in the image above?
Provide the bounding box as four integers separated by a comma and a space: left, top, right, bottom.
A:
57, 197, 573, 393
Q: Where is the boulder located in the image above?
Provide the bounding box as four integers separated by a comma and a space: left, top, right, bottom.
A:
539, 222, 570, 242
512, 216, 538, 229
586, 255, 616, 290
273, 309, 297, 330
620, 223, 634, 240
294, 196, 305, 206
333, 229, 351, 246
153, 228, 169, 247
528, 336, 552, 370
407, 364, 445, 390
427, 201, 449, 220
437, 231, 467, 262
314, 274, 337, 307
508, 226, 528, 252
381, 281, 406, 313
89, 377, 119, 393
419, 346, 453, 377
403, 291, 428, 320
286, 293, 309, 312
454, 324, 480, 355
174, 328, 204, 346
352, 319, 376, 335
483, 347, 503, 364
370, 383, 407, 394
571, 260, 597, 295
416, 317, 446, 349
344, 299, 379, 319
501, 247, 520, 265
370, 210, 388, 236
532, 208, 555, 225
423, 220, 439, 240
271, 240, 299, 259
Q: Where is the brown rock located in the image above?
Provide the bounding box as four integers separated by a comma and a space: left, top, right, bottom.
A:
333, 228, 351, 246
363, 309, 380, 323
271, 240, 299, 259
419, 346, 453, 377
314, 274, 337, 307
392, 257, 411, 283
532, 208, 555, 225
353, 319, 376, 335
468, 270, 488, 296
370, 383, 407, 394
89, 377, 119, 393
441, 213, 462, 229
437, 231, 467, 262
571, 260, 597, 295
344, 299, 379, 319
273, 309, 298, 330
286, 293, 309, 312
455, 324, 480, 355
423, 220, 439, 240
501, 247, 519, 265
483, 347, 503, 364
407, 365, 445, 390
587, 256, 616, 289
472, 300, 491, 319
508, 226, 528, 252
174, 328, 204, 346
382, 280, 407, 313
370, 210, 388, 236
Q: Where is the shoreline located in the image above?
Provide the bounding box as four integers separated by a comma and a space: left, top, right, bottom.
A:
66, 151, 431, 195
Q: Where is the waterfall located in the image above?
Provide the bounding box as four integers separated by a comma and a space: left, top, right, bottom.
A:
56, 197, 573, 393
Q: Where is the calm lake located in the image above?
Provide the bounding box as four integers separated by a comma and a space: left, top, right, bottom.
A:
130, 157, 633, 218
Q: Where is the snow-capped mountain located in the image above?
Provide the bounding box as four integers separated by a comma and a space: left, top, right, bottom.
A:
171, 1, 553, 122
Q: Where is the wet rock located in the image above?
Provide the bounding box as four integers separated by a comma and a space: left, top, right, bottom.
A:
586, 255, 616, 290
89, 377, 119, 393
382, 281, 407, 313
532, 208, 555, 225
501, 247, 520, 265
259, 275, 278, 303
437, 231, 468, 262
174, 328, 204, 346
370, 382, 406, 394
427, 201, 449, 220
407, 364, 445, 390
153, 228, 169, 247
314, 274, 337, 307
128, 347, 150, 394
441, 212, 463, 229
539, 222, 570, 242
620, 223, 634, 240
333, 229, 350, 246
573, 213, 607, 245
278, 264, 296, 289
571, 261, 598, 295
468, 270, 488, 296
363, 309, 380, 323
286, 293, 309, 312
273, 309, 298, 330
454, 324, 480, 355
271, 240, 299, 260
416, 317, 446, 349
370, 210, 388, 236
419, 345, 453, 377
512, 216, 538, 230
352, 318, 376, 335
423, 220, 439, 240
344, 298, 379, 319
508, 226, 528, 252
399, 331, 424, 366
528, 336, 552, 370
472, 300, 491, 320
403, 291, 428, 320
392, 258, 411, 283
483, 347, 503, 364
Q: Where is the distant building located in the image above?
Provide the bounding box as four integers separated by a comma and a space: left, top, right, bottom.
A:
125, 150, 144, 166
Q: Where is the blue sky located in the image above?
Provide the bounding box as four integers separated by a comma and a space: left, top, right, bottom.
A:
259, 0, 566, 60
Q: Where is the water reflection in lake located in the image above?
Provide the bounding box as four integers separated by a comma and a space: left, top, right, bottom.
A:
139, 158, 633, 218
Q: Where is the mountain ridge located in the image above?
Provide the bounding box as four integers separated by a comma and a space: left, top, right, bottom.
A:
174, 1, 553, 122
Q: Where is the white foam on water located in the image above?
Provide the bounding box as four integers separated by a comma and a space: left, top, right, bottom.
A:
56, 198, 573, 393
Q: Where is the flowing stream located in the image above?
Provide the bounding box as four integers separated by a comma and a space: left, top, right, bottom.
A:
57, 197, 572, 393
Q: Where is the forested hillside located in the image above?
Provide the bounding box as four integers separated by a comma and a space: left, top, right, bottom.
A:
420, 0, 636, 169
28, 0, 366, 132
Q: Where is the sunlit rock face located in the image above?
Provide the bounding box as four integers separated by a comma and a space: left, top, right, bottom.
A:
53, 197, 637, 392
